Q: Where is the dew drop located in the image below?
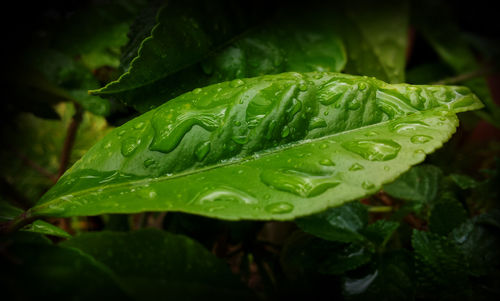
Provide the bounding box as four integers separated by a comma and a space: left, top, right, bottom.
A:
234, 120, 242, 126
196, 187, 257, 205
281, 126, 290, 138
299, 83, 308, 91
230, 79, 244, 88
134, 122, 145, 129
265, 202, 294, 214
260, 169, 340, 197
192, 88, 202, 94
358, 82, 367, 90
390, 121, 429, 133
143, 158, 156, 168
410, 135, 432, 144
319, 159, 335, 166
117, 130, 126, 136
320, 143, 328, 149
121, 138, 141, 157
364, 131, 378, 137
342, 140, 401, 161
309, 117, 327, 130
362, 181, 375, 190
195, 141, 211, 161
232, 135, 248, 145
384, 166, 390, 171
349, 163, 364, 171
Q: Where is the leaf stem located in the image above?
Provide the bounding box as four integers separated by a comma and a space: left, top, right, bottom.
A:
14, 151, 58, 183
432, 67, 492, 85
58, 102, 84, 178
368, 206, 393, 213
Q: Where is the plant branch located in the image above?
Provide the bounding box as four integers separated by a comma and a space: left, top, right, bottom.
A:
58, 102, 84, 178
14, 151, 58, 184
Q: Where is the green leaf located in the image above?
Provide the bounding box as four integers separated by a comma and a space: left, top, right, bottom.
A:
30, 72, 482, 222
61, 229, 252, 299
361, 220, 400, 247
320, 243, 373, 275
412, 230, 468, 291
0, 201, 23, 222
92, 5, 346, 112
449, 173, 478, 190
383, 164, 443, 203
342, 251, 414, 301
451, 213, 500, 276
428, 199, 468, 236
296, 202, 368, 243
21, 220, 71, 238
339, 0, 409, 83
90, 1, 260, 110
0, 239, 127, 299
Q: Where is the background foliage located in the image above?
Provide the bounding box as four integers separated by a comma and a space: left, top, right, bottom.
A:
1, 0, 499, 300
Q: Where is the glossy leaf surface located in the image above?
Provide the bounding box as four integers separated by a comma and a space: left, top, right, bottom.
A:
31, 72, 482, 221
61, 229, 252, 300
21, 220, 71, 238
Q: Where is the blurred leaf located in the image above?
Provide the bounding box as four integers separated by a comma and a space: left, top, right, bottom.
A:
0, 238, 127, 299
320, 243, 373, 275
428, 199, 468, 235
406, 62, 454, 85
449, 173, 479, 190
361, 220, 400, 248
0, 201, 23, 222
339, 0, 409, 83
21, 220, 71, 238
61, 229, 253, 300
342, 251, 414, 301
296, 202, 368, 243
384, 164, 443, 203
412, 230, 468, 292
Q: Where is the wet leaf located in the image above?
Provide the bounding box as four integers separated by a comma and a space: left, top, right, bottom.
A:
21, 220, 71, 238
29, 72, 482, 221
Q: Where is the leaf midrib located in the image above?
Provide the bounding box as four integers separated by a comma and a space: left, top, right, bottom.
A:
35, 115, 410, 212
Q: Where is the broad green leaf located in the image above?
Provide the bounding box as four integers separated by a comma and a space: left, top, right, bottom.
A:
339, 0, 409, 83
28, 72, 482, 222
21, 220, 71, 238
61, 229, 253, 300
91, 6, 346, 112
383, 164, 443, 203
342, 251, 414, 301
296, 202, 368, 243
0, 239, 127, 299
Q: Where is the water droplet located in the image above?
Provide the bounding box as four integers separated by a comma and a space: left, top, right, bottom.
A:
390, 121, 429, 133
139, 188, 157, 199
349, 163, 364, 171
362, 181, 375, 190
342, 140, 401, 161
410, 135, 432, 144
319, 159, 335, 166
281, 126, 290, 138
234, 120, 242, 126
320, 143, 328, 149
359, 82, 367, 90
117, 130, 126, 136
299, 83, 308, 91
265, 202, 294, 214
260, 169, 340, 197
309, 117, 327, 130
143, 158, 155, 168
134, 122, 145, 129
193, 88, 202, 94
364, 131, 378, 137
196, 187, 257, 205
104, 142, 112, 149
383, 166, 390, 171
232, 135, 248, 145
287, 98, 302, 119
324, 111, 329, 116
195, 141, 211, 161
230, 79, 244, 88
121, 138, 141, 157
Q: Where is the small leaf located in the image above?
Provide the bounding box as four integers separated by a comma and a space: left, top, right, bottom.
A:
384, 164, 443, 203
412, 230, 468, 291
21, 220, 71, 238
296, 202, 368, 243
342, 251, 414, 301
320, 243, 373, 275
428, 199, 468, 236
0, 201, 24, 222
361, 220, 399, 247
449, 173, 478, 190
61, 229, 253, 299
30, 72, 483, 221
